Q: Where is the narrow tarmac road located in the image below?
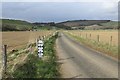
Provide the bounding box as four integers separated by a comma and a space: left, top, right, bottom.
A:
56, 32, 118, 78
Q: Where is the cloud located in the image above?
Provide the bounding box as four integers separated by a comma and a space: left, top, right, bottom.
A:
102, 2, 117, 9
101, 2, 118, 20
0, 3, 2, 18
2, 2, 118, 22
102, 2, 118, 13
2, 0, 119, 2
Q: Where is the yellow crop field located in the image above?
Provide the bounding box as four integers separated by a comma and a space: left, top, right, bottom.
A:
66, 30, 118, 47
1, 30, 55, 51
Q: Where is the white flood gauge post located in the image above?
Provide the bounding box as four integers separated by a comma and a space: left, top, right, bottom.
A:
37, 39, 44, 58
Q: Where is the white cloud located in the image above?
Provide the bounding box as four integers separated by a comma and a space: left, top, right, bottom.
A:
2, 2, 118, 22
101, 2, 118, 15
2, 0, 119, 2
102, 2, 118, 9
99, 2, 118, 21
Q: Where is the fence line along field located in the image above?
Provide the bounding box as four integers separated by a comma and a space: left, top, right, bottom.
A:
66, 30, 118, 47
2, 30, 55, 52
64, 30, 118, 58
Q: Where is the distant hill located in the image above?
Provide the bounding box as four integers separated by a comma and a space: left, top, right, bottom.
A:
97, 21, 118, 29
33, 22, 59, 30
57, 20, 110, 26
56, 20, 118, 30
1, 19, 118, 31
85, 21, 118, 30
33, 22, 55, 26
1, 19, 34, 31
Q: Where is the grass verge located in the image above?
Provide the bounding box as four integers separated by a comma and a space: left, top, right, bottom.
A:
9, 32, 59, 78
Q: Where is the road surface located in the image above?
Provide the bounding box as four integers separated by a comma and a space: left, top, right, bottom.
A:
56, 32, 118, 78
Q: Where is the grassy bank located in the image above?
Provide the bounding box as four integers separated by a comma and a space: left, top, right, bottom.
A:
5, 33, 59, 78
1, 19, 34, 31
66, 32, 118, 59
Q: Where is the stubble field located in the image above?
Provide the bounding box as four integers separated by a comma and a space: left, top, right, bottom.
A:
66, 30, 118, 46
1, 30, 55, 51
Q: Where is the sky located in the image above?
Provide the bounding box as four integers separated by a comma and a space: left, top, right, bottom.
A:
1, 1, 119, 22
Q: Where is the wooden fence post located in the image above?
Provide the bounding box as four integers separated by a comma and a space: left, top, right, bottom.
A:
42, 36, 44, 40
2, 45, 7, 74
29, 45, 32, 54
110, 36, 113, 46
90, 34, 91, 39
86, 33, 87, 39
36, 38, 38, 48
97, 35, 100, 42
39, 36, 41, 40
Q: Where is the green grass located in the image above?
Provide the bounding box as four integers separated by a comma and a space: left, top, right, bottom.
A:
98, 21, 118, 29
1, 19, 32, 25
1, 19, 34, 31
100, 21, 118, 27
9, 32, 59, 78
67, 33, 118, 58
36, 26, 53, 30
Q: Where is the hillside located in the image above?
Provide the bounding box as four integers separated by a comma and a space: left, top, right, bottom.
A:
98, 21, 118, 29
33, 22, 57, 30
56, 20, 118, 30
1, 19, 34, 31
1, 19, 118, 31
57, 20, 110, 26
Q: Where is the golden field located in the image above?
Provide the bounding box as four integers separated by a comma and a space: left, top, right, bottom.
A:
1, 30, 55, 51
66, 30, 118, 47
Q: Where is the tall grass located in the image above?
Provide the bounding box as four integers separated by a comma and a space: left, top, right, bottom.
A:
6, 33, 59, 78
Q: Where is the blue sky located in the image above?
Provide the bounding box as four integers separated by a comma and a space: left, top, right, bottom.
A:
2, 2, 118, 22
